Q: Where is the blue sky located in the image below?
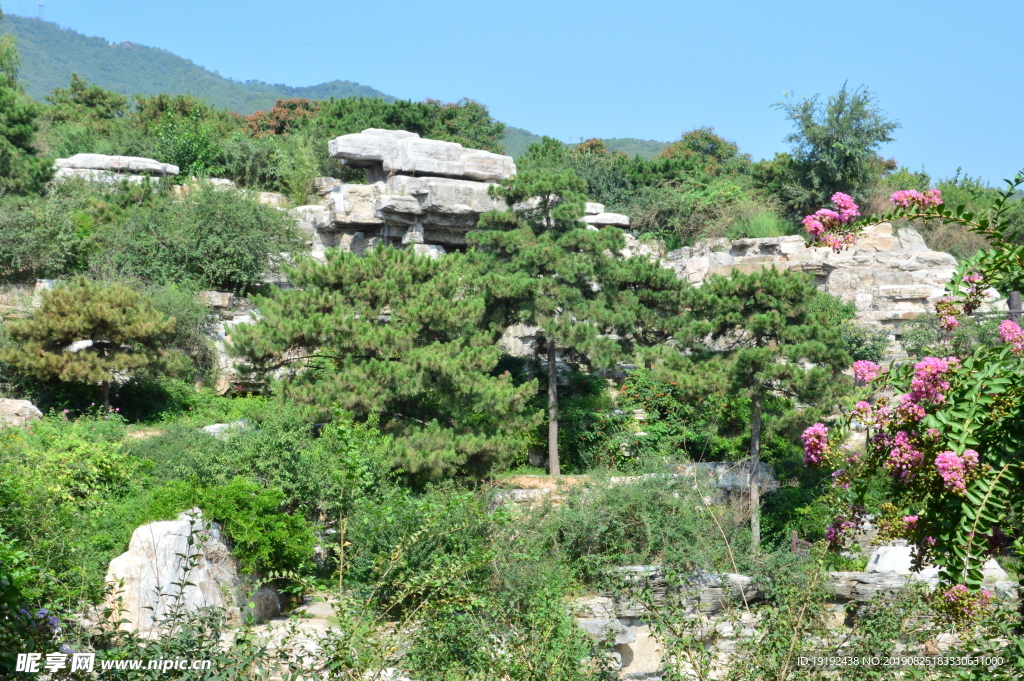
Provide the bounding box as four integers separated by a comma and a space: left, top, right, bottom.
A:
7, 0, 1022, 183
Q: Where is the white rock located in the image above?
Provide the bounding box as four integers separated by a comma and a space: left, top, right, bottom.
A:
257, 191, 288, 208
0, 399, 43, 427
328, 183, 385, 225
201, 420, 251, 440
54, 153, 178, 176
867, 544, 1006, 583
584, 202, 605, 215
411, 244, 446, 259
578, 212, 630, 227
105, 510, 282, 634
328, 128, 516, 183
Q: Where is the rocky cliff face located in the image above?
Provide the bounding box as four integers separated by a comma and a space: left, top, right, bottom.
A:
658, 223, 994, 331
292, 129, 519, 259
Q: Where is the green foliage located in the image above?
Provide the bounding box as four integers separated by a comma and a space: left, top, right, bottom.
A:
134, 404, 390, 523
0, 278, 186, 408
1, 13, 392, 113
840, 322, 891, 363
190, 477, 316, 574
232, 247, 539, 480
775, 83, 900, 212
98, 182, 302, 293
901, 311, 1004, 360
472, 166, 686, 472
680, 267, 854, 427
43, 72, 129, 123
725, 209, 794, 239
0, 43, 52, 194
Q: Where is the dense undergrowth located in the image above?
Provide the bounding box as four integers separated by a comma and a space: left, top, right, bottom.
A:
3, 9, 1024, 678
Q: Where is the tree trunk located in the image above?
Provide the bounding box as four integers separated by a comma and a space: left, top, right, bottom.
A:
102, 380, 111, 413
548, 339, 560, 477
337, 514, 348, 595
749, 393, 762, 549
1009, 291, 1022, 320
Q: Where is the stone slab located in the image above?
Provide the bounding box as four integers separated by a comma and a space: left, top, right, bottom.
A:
328, 128, 515, 182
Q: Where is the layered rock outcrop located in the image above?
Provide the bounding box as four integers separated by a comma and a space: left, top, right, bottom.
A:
52, 153, 179, 184
659, 223, 986, 330
298, 129, 517, 259
105, 510, 282, 634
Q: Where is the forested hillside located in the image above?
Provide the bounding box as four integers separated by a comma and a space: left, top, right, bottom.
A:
0, 14, 392, 113
1, 15, 669, 158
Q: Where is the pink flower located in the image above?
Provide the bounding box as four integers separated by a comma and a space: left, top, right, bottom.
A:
910, 357, 958, 404
802, 194, 861, 250
802, 422, 829, 467
851, 360, 881, 383
935, 449, 978, 494
886, 431, 924, 482
903, 515, 919, 528
999, 319, 1024, 354
891, 189, 943, 209
896, 393, 926, 423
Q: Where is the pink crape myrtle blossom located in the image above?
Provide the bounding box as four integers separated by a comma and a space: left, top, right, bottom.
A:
896, 393, 926, 423
891, 189, 943, 209
802, 422, 829, 467
851, 360, 881, 383
999, 319, 1024, 353
910, 356, 959, 404
802, 193, 861, 251
885, 430, 924, 482
934, 449, 979, 494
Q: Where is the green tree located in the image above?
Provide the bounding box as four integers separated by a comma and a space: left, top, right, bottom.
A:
43, 74, 130, 123
0, 10, 52, 195
776, 83, 899, 210
230, 247, 539, 480
470, 169, 685, 475
0, 278, 185, 410
680, 268, 853, 546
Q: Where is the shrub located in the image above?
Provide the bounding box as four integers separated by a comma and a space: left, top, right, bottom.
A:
97, 183, 302, 293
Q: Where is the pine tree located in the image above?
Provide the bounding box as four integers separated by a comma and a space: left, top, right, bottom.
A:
680, 267, 852, 546
470, 169, 685, 475
0, 10, 52, 195
230, 247, 539, 480
0, 278, 183, 410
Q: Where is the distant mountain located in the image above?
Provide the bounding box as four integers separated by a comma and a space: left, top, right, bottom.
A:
501, 127, 669, 159
1, 14, 669, 158
0, 14, 393, 114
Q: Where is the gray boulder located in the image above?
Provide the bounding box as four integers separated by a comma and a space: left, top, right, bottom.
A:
54, 153, 179, 177
105, 510, 282, 634
0, 399, 43, 427
328, 128, 515, 182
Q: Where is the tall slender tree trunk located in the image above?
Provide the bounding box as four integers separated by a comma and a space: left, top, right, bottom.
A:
548, 339, 560, 476
749, 392, 762, 549
102, 380, 111, 413
1009, 291, 1022, 320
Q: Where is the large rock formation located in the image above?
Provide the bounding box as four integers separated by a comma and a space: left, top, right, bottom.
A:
659, 223, 987, 330
53, 153, 179, 185
105, 510, 282, 634
300, 129, 517, 258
